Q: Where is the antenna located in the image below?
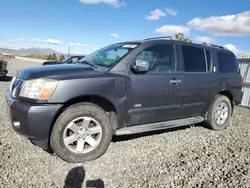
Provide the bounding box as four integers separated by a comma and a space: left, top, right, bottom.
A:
68, 44, 71, 57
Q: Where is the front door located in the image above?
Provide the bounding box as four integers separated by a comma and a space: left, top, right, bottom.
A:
126, 42, 184, 126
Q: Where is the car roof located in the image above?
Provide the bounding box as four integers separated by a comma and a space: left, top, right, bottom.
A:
120, 36, 233, 54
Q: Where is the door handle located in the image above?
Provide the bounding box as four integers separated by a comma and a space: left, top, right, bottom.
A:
170, 79, 181, 85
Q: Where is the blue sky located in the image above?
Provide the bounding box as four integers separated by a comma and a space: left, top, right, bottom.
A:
0, 0, 250, 55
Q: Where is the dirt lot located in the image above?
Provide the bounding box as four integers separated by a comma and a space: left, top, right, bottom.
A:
0, 58, 250, 188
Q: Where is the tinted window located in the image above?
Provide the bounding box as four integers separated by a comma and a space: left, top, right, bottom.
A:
136, 44, 177, 73
182, 45, 206, 72
206, 50, 211, 71
218, 52, 237, 73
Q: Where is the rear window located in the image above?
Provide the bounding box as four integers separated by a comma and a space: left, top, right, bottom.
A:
217, 52, 237, 73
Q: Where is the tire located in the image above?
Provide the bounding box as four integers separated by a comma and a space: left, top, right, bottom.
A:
50, 102, 113, 163
204, 94, 232, 131
0, 74, 6, 81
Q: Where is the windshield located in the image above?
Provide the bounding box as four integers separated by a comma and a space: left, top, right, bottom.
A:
62, 57, 71, 63
78, 43, 138, 69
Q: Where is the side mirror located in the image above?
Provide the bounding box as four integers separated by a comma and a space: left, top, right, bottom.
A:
134, 60, 149, 73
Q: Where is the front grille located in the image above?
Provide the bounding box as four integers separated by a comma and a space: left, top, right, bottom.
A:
10, 77, 24, 98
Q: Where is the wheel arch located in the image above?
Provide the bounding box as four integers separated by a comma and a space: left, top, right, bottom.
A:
48, 95, 119, 148
218, 90, 233, 102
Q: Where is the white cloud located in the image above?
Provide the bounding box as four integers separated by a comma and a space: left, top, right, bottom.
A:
32, 38, 61, 45
155, 25, 190, 36
46, 39, 61, 45
223, 44, 250, 55
165, 8, 178, 16
69, 42, 89, 47
224, 44, 242, 54
195, 36, 214, 44
15, 37, 61, 45
146, 7, 177, 20
110, 33, 119, 38
17, 38, 31, 42
187, 11, 250, 36
79, 0, 125, 7
146, 9, 166, 20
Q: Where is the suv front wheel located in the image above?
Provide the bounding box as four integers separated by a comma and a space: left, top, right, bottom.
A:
205, 94, 232, 131
50, 102, 113, 163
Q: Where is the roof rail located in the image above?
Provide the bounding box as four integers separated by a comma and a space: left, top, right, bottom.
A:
143, 36, 175, 41
202, 42, 228, 50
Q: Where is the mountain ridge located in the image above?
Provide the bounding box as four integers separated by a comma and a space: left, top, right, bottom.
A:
0, 47, 67, 56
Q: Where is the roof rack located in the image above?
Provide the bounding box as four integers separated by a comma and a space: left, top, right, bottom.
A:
202, 42, 229, 50
143, 36, 175, 41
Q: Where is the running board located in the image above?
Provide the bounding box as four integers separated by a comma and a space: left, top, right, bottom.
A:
114, 116, 204, 136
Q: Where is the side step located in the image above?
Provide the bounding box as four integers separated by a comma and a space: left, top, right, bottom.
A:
114, 116, 204, 136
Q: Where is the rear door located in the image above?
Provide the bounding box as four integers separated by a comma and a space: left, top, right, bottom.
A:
179, 44, 219, 117
126, 41, 185, 126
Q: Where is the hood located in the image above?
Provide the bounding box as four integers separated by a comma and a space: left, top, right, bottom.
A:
17, 64, 96, 80
43, 61, 62, 65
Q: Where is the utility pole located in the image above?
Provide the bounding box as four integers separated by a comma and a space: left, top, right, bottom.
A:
68, 44, 71, 57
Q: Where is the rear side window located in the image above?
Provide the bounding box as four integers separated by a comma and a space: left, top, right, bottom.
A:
182, 45, 207, 72
217, 52, 237, 73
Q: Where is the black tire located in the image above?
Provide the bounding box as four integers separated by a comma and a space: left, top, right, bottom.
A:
50, 102, 113, 163
0, 74, 6, 81
204, 94, 232, 131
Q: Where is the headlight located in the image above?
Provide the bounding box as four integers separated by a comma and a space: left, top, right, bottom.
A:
19, 78, 58, 100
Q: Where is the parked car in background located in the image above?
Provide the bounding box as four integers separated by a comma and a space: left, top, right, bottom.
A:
0, 60, 8, 79
5, 36, 243, 163
42, 55, 85, 65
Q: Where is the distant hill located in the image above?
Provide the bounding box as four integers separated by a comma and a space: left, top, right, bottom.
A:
0, 47, 65, 56
16, 47, 60, 56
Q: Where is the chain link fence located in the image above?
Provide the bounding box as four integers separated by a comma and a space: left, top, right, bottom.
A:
238, 56, 250, 108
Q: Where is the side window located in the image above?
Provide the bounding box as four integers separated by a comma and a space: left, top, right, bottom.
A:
218, 52, 237, 73
71, 57, 79, 63
136, 50, 154, 62
182, 45, 207, 72
135, 44, 177, 73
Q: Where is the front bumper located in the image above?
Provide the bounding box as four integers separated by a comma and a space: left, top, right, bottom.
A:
5, 88, 62, 150
0, 70, 8, 76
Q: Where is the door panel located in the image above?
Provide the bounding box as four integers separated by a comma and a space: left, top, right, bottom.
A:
179, 44, 218, 117
127, 73, 184, 126
125, 42, 184, 126
181, 73, 218, 116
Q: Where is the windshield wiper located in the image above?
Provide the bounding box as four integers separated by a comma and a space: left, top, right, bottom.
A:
79, 61, 97, 68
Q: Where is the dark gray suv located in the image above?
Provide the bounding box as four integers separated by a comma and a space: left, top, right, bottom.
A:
5, 37, 243, 163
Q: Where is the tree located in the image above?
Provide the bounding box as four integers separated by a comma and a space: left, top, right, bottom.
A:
52, 53, 57, 60
47, 54, 53, 60
174, 33, 192, 43
59, 55, 65, 61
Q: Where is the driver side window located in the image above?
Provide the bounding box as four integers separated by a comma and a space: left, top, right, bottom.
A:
136, 44, 177, 73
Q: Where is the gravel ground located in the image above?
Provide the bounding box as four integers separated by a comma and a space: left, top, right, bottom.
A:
0, 58, 250, 188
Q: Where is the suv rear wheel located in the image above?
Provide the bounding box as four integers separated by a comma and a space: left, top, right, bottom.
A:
204, 94, 232, 131
50, 102, 113, 163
